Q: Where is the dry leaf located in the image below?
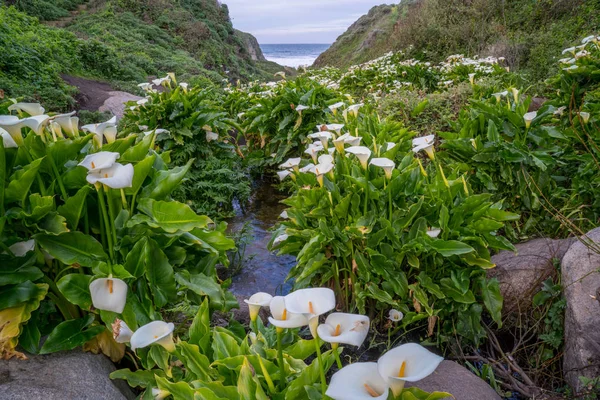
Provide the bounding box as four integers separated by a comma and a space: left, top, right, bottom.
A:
427, 315, 438, 337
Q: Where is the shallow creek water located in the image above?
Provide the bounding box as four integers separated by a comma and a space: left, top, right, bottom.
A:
226, 180, 296, 297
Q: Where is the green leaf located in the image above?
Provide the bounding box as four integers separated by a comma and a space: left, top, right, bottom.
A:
440, 279, 476, 304
39, 315, 104, 354
35, 232, 108, 267
57, 186, 91, 229
155, 375, 195, 400
5, 157, 44, 205
0, 281, 48, 309
285, 350, 335, 400
124, 154, 156, 196
141, 159, 193, 200
124, 237, 149, 278
143, 239, 176, 307
136, 198, 212, 233
428, 240, 474, 256
110, 368, 157, 389
212, 330, 241, 359
189, 298, 211, 352
57, 274, 93, 310
177, 341, 213, 381
478, 277, 503, 326
19, 313, 41, 354
411, 99, 429, 117
0, 136, 5, 208
121, 134, 154, 162
0, 254, 42, 285
175, 271, 225, 307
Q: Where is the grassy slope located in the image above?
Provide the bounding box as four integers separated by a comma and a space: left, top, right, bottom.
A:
0, 0, 281, 110
314, 0, 600, 81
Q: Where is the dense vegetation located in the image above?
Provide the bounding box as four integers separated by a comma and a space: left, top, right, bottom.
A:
315, 0, 600, 83
0, 0, 281, 111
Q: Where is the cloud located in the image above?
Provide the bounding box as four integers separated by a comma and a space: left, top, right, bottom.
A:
223, 1, 390, 44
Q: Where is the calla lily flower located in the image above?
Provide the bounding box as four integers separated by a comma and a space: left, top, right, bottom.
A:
23, 115, 50, 136
268, 296, 308, 331
86, 163, 134, 189
277, 170, 292, 181
151, 388, 170, 400
412, 135, 435, 160
244, 292, 273, 322
313, 162, 334, 187
318, 123, 344, 133
345, 135, 362, 146
388, 309, 403, 322
333, 135, 347, 153
308, 131, 333, 148
206, 131, 219, 142
346, 146, 372, 169
523, 111, 537, 129
318, 154, 334, 165
554, 106, 567, 117
580, 112, 590, 124
299, 163, 316, 173
279, 157, 301, 171
468, 73, 476, 85
329, 102, 345, 114
143, 128, 169, 137
295, 104, 309, 114
53, 116, 79, 138
138, 82, 153, 91
377, 343, 444, 396
1, 128, 18, 148
0, 115, 25, 145
82, 116, 117, 147
8, 102, 45, 116
273, 233, 289, 247
130, 321, 176, 352
89, 277, 128, 313
112, 319, 134, 343
492, 91, 508, 103
385, 142, 397, 152
179, 82, 189, 91
511, 88, 519, 102
369, 158, 395, 179
427, 228, 441, 238
152, 77, 170, 87
279, 210, 289, 219
317, 313, 370, 347
284, 288, 336, 319
79, 152, 120, 172
304, 143, 323, 164
347, 103, 363, 117
326, 362, 389, 400
7, 240, 35, 257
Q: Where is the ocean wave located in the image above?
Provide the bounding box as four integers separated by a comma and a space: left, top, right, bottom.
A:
265, 55, 318, 68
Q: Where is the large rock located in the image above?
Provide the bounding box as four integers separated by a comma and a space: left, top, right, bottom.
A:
488, 238, 574, 313
99, 91, 143, 120
405, 360, 501, 400
0, 351, 136, 399
562, 228, 600, 391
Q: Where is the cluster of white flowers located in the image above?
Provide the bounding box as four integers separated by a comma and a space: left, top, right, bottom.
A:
559, 34, 600, 71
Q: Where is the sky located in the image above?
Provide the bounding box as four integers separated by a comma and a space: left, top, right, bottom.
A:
223, 0, 390, 44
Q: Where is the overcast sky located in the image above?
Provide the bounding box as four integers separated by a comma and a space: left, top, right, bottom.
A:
224, 1, 390, 44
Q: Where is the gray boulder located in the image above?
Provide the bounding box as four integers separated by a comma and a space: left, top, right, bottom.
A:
562, 228, 600, 392
405, 360, 501, 400
99, 91, 143, 121
488, 238, 573, 313
0, 351, 136, 400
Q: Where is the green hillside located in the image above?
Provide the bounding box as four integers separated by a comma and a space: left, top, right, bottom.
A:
0, 0, 282, 110
314, 0, 600, 81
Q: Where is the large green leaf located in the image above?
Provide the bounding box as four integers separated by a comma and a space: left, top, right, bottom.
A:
39, 315, 104, 354
237, 358, 269, 400
57, 274, 93, 310
136, 198, 212, 233
57, 186, 91, 229
0, 281, 48, 309
0, 136, 5, 208
0, 254, 42, 285
189, 298, 211, 353
141, 159, 193, 200
285, 350, 335, 400
428, 240, 474, 257
110, 369, 157, 389
47, 135, 92, 171
143, 238, 176, 307
124, 154, 156, 196
212, 330, 241, 360
478, 277, 503, 326
176, 341, 213, 381
155, 375, 195, 400
4, 157, 44, 205
35, 232, 108, 267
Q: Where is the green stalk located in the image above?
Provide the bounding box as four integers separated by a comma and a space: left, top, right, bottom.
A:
96, 185, 114, 267
333, 261, 342, 309
314, 336, 327, 395
105, 186, 118, 250
276, 330, 286, 390
363, 167, 369, 216
46, 151, 68, 200
388, 180, 393, 220
333, 345, 343, 369
120, 189, 128, 210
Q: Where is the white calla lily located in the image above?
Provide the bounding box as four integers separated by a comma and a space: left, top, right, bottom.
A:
0, 115, 25, 145
8, 240, 35, 257
179, 82, 189, 91
143, 128, 169, 137
1, 128, 18, 148
369, 158, 395, 179
412, 135, 436, 160
492, 91, 508, 103
244, 292, 273, 322
151, 388, 170, 400
333, 134, 348, 153
138, 82, 153, 91
523, 111, 537, 129
8, 102, 45, 116
89, 277, 128, 313
112, 319, 134, 343
317, 123, 344, 133
326, 362, 389, 400
385, 142, 397, 152
86, 163, 134, 189
579, 112, 590, 124
345, 146, 372, 169
79, 152, 120, 172
328, 102, 345, 114
206, 131, 219, 142
82, 116, 117, 147
427, 228, 441, 238
273, 233, 289, 248
313, 162, 334, 187
130, 321, 175, 352
304, 143, 323, 164
23, 115, 50, 136
277, 170, 292, 182
347, 103, 363, 117
377, 343, 444, 396
299, 163, 316, 173
318, 154, 334, 165
268, 296, 309, 330
295, 104, 309, 114
284, 288, 336, 319
388, 309, 403, 322
317, 313, 370, 347
53, 116, 79, 138
279, 157, 302, 171
468, 73, 476, 85
308, 131, 333, 148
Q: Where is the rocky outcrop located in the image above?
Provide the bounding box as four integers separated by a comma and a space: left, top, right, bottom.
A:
235, 29, 266, 62
487, 238, 573, 313
99, 91, 143, 120
405, 360, 501, 400
562, 228, 600, 392
0, 351, 136, 399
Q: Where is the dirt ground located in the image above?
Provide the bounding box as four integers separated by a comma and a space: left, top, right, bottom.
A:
61, 74, 114, 111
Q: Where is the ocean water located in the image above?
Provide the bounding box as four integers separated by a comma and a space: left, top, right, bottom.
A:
260, 43, 331, 68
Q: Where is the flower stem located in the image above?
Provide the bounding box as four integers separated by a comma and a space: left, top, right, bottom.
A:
314, 336, 327, 395
333, 345, 343, 370
363, 168, 369, 216
388, 183, 393, 221
46, 150, 68, 201
276, 329, 286, 390
105, 186, 118, 248
96, 185, 114, 265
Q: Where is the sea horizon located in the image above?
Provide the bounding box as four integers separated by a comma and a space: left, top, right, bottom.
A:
260, 43, 331, 68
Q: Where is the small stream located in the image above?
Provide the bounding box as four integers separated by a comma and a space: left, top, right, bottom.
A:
226, 180, 296, 297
